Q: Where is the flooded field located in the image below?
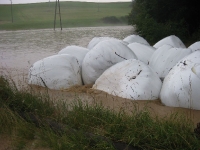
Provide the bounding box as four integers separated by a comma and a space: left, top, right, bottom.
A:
0, 26, 134, 85
0, 26, 199, 125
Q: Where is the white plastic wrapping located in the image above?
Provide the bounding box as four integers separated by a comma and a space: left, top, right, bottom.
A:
149, 45, 192, 79
188, 41, 200, 52
160, 51, 200, 110
128, 43, 155, 64
123, 34, 150, 45
93, 59, 162, 100
28, 54, 82, 90
153, 35, 186, 49
82, 39, 137, 85
58, 45, 89, 65
87, 37, 127, 50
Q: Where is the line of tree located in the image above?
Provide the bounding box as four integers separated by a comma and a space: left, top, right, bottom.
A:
128, 0, 200, 45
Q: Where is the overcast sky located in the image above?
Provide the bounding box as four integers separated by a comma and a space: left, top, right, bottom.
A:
0, 0, 132, 4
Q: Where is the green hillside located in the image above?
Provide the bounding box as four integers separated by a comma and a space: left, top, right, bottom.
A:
0, 2, 131, 30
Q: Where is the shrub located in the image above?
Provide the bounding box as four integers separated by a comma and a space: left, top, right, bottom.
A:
128, 0, 200, 44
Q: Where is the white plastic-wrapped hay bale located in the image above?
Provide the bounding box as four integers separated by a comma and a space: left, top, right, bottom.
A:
188, 41, 200, 52
153, 35, 186, 49
28, 54, 82, 90
82, 39, 137, 85
149, 45, 192, 79
58, 45, 89, 65
123, 34, 150, 45
87, 37, 127, 50
160, 51, 200, 110
93, 59, 162, 100
128, 43, 155, 64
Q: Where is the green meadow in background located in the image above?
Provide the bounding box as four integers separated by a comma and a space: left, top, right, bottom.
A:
0, 1, 131, 30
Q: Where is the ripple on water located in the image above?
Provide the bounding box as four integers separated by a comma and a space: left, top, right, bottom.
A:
0, 26, 135, 86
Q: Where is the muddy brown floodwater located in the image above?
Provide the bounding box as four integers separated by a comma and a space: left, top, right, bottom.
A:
0, 26, 199, 125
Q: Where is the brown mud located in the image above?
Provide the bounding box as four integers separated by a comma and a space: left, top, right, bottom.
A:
30, 84, 200, 126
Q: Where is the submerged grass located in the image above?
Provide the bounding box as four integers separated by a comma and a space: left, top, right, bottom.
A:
0, 76, 200, 150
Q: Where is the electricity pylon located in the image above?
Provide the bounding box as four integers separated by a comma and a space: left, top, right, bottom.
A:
54, 0, 62, 30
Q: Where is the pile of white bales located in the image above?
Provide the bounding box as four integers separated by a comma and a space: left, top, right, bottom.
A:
28, 35, 200, 110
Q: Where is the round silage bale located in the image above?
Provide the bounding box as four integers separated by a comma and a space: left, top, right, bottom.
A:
28, 54, 82, 90
82, 39, 137, 85
160, 51, 200, 110
93, 59, 162, 100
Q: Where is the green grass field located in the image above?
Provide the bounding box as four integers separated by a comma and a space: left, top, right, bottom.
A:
0, 2, 131, 30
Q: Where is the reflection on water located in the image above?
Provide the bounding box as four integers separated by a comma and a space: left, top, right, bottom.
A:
0, 26, 134, 84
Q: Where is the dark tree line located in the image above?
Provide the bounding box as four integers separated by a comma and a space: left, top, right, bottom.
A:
128, 0, 200, 44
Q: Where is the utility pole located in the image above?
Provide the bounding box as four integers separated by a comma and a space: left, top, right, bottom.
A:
49, 0, 50, 8
10, 0, 13, 23
54, 0, 62, 30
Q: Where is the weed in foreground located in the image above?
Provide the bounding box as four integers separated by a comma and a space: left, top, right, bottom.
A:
0, 76, 200, 150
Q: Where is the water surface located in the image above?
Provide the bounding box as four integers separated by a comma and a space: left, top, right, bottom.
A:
1, 26, 199, 125
0, 26, 135, 85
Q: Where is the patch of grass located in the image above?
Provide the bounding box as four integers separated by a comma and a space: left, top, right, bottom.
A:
0, 76, 199, 149
102, 16, 127, 24
0, 2, 131, 30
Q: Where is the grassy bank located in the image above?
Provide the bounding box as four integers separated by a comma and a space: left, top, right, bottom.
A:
0, 76, 200, 149
0, 2, 131, 30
